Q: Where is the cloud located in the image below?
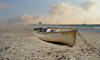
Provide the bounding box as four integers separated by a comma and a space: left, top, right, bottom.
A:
67, 16, 100, 24
0, 1, 18, 9
93, 17, 100, 24
49, 2, 80, 15
49, 15, 58, 20
81, 1, 98, 11
83, 18, 100, 24
3, 14, 44, 25
46, 20, 65, 24
0, 2, 9, 9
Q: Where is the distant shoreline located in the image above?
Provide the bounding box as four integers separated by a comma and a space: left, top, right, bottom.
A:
30, 24, 100, 28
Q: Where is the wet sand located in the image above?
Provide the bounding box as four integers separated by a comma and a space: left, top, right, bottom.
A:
0, 25, 100, 60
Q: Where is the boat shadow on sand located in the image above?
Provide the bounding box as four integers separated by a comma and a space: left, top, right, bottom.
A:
40, 39, 72, 47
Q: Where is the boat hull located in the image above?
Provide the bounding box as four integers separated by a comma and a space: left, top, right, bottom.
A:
34, 27, 77, 47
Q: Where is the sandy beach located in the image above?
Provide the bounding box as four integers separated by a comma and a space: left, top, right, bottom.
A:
0, 25, 100, 60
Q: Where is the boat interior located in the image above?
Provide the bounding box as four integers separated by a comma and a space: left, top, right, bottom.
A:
34, 27, 76, 33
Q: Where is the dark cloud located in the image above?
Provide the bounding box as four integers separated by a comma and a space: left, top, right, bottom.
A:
81, 1, 97, 11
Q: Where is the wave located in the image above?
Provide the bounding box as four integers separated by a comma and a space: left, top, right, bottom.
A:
94, 26, 100, 29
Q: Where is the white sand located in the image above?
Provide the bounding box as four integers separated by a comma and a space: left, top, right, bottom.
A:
0, 25, 100, 60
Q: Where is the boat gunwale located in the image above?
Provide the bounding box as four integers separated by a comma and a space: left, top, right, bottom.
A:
34, 27, 77, 34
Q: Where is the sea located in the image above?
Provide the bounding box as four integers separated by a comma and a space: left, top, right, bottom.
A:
31, 24, 100, 32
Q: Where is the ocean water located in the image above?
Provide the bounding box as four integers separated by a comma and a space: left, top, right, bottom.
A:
31, 24, 100, 32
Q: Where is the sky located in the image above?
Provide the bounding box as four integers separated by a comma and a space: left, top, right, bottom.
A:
0, 0, 100, 25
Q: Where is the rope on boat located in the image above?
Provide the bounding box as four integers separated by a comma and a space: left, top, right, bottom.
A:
76, 30, 97, 51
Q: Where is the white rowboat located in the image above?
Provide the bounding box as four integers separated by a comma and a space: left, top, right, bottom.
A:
34, 27, 77, 47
